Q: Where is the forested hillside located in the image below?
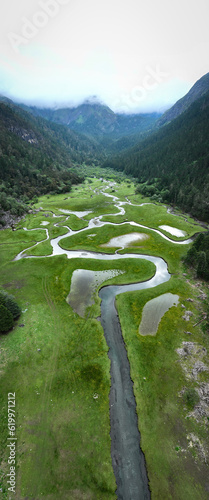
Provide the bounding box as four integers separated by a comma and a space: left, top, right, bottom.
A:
0, 102, 103, 221
184, 232, 209, 281
103, 90, 209, 221
158, 72, 209, 126
18, 101, 160, 142
1, 75, 209, 223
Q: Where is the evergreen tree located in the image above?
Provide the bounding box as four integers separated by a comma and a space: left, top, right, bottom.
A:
0, 291, 21, 319
184, 246, 198, 267
197, 251, 207, 278
184, 232, 209, 281
0, 304, 14, 333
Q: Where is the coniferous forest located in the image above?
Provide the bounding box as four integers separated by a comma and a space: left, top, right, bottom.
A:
0, 102, 104, 219
103, 90, 209, 222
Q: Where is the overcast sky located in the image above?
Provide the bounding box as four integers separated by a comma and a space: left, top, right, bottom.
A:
0, 0, 209, 113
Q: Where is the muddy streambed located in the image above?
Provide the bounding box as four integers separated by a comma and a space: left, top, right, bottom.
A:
65, 252, 170, 499
14, 190, 193, 499
98, 261, 171, 499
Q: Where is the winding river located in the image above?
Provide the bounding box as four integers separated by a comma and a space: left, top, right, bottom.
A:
14, 187, 192, 499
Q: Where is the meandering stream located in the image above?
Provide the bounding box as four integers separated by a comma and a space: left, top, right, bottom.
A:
14, 187, 192, 499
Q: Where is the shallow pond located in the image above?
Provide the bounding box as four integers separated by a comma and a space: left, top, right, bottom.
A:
101, 232, 149, 248
139, 292, 179, 336
159, 225, 187, 237
66, 268, 124, 317
59, 209, 92, 217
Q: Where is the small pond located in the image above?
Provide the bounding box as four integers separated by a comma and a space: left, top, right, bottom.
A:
66, 268, 124, 317
40, 221, 50, 226
159, 225, 187, 237
139, 292, 179, 336
101, 232, 149, 248
59, 209, 92, 217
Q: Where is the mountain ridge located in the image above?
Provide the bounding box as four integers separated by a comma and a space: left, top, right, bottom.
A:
1, 71, 209, 223
12, 100, 161, 140
102, 86, 209, 221
158, 72, 209, 126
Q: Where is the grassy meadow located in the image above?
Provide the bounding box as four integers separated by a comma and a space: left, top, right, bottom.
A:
0, 177, 208, 499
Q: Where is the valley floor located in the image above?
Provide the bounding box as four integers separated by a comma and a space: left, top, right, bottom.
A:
0, 177, 208, 499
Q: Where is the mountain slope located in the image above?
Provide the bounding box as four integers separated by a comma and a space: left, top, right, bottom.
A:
158, 72, 209, 126
0, 100, 104, 220
103, 89, 209, 221
18, 101, 161, 141
0, 98, 105, 162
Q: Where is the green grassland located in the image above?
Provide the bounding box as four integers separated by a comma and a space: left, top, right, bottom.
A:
59, 221, 196, 275
102, 200, 204, 239
33, 178, 119, 218
0, 256, 117, 499
116, 273, 209, 499
0, 177, 208, 499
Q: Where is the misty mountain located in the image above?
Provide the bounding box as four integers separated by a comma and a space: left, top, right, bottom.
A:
158, 72, 209, 126
103, 86, 209, 221
1, 71, 209, 224
17, 101, 161, 143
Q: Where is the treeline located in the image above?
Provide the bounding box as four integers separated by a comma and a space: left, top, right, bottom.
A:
0, 102, 105, 218
23, 101, 160, 141
0, 290, 21, 333
184, 232, 209, 281
103, 91, 209, 222
0, 102, 104, 165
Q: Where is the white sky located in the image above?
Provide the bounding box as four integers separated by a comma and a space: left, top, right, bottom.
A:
0, 0, 209, 113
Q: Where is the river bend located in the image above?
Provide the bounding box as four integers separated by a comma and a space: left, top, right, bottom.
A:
14, 189, 192, 499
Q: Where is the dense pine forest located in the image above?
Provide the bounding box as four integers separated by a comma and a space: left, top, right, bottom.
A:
20, 101, 160, 141
0, 102, 105, 220
184, 232, 209, 281
103, 90, 209, 222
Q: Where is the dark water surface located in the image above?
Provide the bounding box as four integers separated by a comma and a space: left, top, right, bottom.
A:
99, 261, 170, 500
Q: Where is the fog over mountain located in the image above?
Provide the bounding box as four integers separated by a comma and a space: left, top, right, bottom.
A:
1, 0, 209, 113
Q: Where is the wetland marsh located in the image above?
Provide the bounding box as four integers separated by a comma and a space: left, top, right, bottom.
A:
0, 177, 208, 500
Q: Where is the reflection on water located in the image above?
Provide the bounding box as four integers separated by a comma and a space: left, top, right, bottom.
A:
67, 269, 124, 317
159, 225, 187, 237
59, 209, 92, 217
139, 292, 179, 336
101, 232, 149, 248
